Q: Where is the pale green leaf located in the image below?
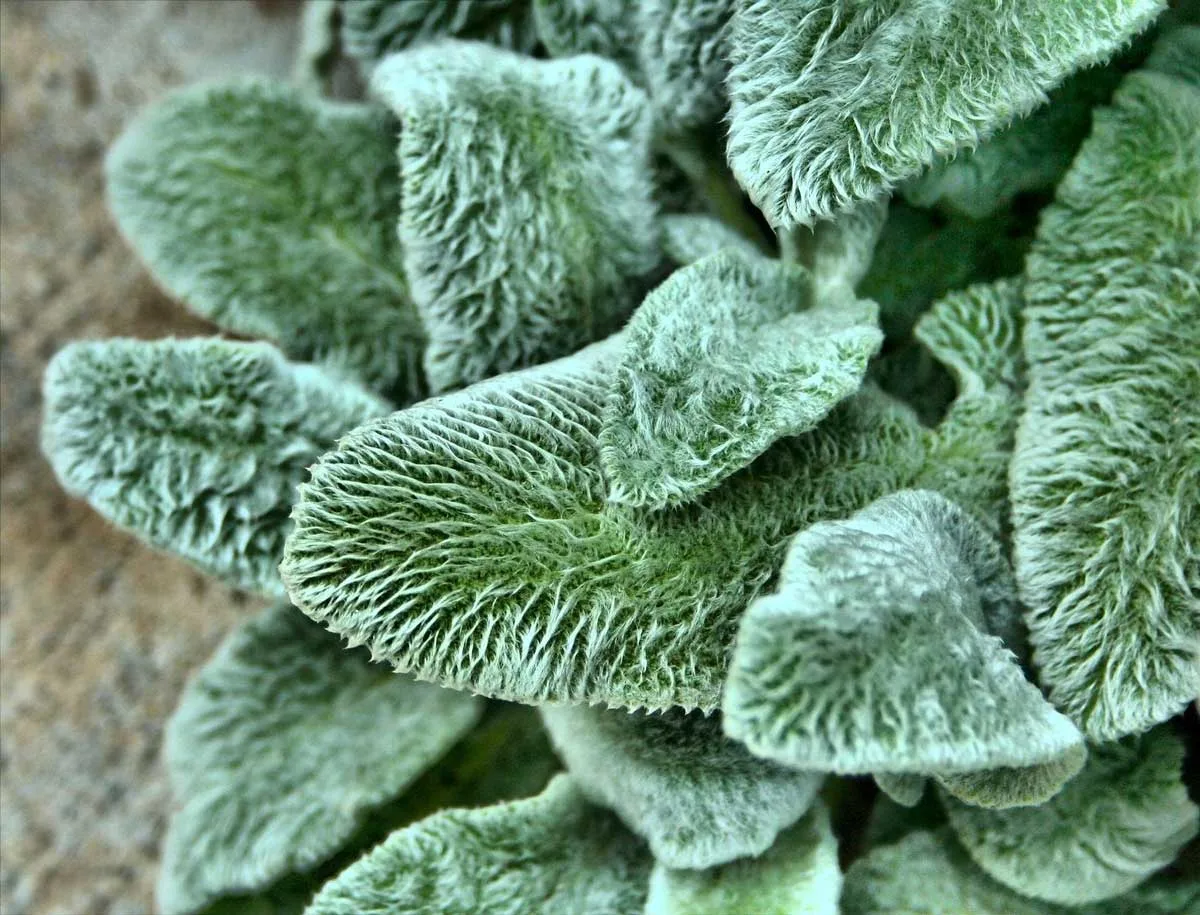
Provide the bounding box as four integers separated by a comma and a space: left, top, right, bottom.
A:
158, 604, 483, 915
636, 0, 736, 137
1144, 23, 1200, 84
339, 0, 538, 70
811, 197, 889, 298
934, 748, 1087, 811
541, 706, 822, 868
726, 0, 1165, 227
661, 213, 764, 266
372, 41, 660, 392
304, 775, 651, 915
281, 340, 928, 712
645, 802, 840, 915
600, 251, 883, 508
942, 726, 1199, 905
41, 338, 387, 599
1012, 62, 1200, 740
873, 773, 926, 808
723, 489, 1083, 775
533, 0, 643, 77
105, 81, 425, 399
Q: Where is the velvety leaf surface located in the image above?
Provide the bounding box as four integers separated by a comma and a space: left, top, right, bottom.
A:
810, 198, 888, 297
1144, 22, 1200, 84
661, 214, 764, 266
533, 0, 644, 76
158, 604, 483, 915
873, 773, 926, 808
339, 0, 538, 69
105, 81, 425, 399
942, 727, 1200, 905
41, 338, 387, 599
1011, 62, 1200, 740
724, 489, 1083, 775
644, 802, 840, 915
372, 41, 660, 392
726, 0, 1164, 227
282, 340, 928, 712
636, 0, 736, 137
601, 251, 882, 508
303, 776, 651, 915
541, 706, 821, 868
934, 748, 1087, 811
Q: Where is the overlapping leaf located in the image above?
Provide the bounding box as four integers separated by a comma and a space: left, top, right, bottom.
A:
339, 0, 538, 70
661, 214, 763, 266
372, 41, 660, 392
810, 198, 889, 297
600, 251, 882, 508
942, 726, 1200, 905
541, 706, 821, 868
726, 0, 1164, 227
304, 776, 650, 915
41, 339, 387, 599
533, 0, 643, 77
1011, 58, 1200, 740
106, 81, 425, 399
157, 604, 483, 914
282, 340, 928, 711
645, 803, 840, 915
724, 490, 1083, 776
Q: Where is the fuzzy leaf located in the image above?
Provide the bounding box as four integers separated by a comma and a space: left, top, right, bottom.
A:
158, 604, 483, 915
304, 775, 650, 915
942, 726, 1200, 905
645, 802, 840, 915
372, 41, 660, 392
600, 251, 883, 508
106, 81, 424, 399
1011, 63, 1200, 740
915, 278, 1026, 532
873, 773, 926, 808
533, 0, 644, 76
339, 0, 538, 70
41, 338, 387, 599
1145, 23, 1200, 84
810, 197, 889, 297
661, 214, 764, 266
934, 748, 1087, 810
724, 489, 1083, 775
636, 0, 736, 137
726, 0, 1164, 228
541, 706, 822, 868
281, 340, 928, 712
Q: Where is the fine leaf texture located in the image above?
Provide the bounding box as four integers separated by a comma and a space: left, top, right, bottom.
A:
661, 214, 764, 266
941, 726, 1200, 905
533, 0, 644, 77
158, 604, 483, 915
902, 57, 1131, 218
339, 0, 538, 70
934, 748, 1088, 810
372, 41, 660, 392
724, 489, 1083, 774
915, 279, 1026, 531
600, 251, 883, 508
106, 81, 425, 399
1011, 63, 1200, 740
636, 0, 737, 137
41, 338, 388, 599
303, 775, 651, 915
726, 0, 1165, 227
810, 197, 889, 297
644, 802, 840, 915
282, 339, 928, 712
540, 706, 822, 869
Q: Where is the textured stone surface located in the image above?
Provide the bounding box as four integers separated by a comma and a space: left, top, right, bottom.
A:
0, 3, 299, 912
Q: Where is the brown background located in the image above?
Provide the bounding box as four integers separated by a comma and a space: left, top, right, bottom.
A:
1, 2, 302, 912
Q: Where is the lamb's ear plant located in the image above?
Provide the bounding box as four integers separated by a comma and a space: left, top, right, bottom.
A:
40, 3, 1198, 912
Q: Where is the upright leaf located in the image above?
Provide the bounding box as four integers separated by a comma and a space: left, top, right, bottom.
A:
282, 341, 928, 711
339, 0, 538, 70
724, 490, 1083, 777
540, 706, 822, 868
942, 726, 1200, 905
726, 0, 1165, 227
1011, 61, 1200, 740
810, 197, 889, 297
304, 776, 651, 915
372, 41, 660, 392
600, 251, 882, 508
42, 339, 388, 599
106, 81, 425, 399
645, 803, 841, 915
158, 605, 483, 915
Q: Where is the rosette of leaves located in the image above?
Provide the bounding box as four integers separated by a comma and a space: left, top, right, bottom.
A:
37, 3, 1200, 913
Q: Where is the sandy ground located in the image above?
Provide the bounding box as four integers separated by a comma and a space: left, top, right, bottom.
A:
1, 3, 301, 911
